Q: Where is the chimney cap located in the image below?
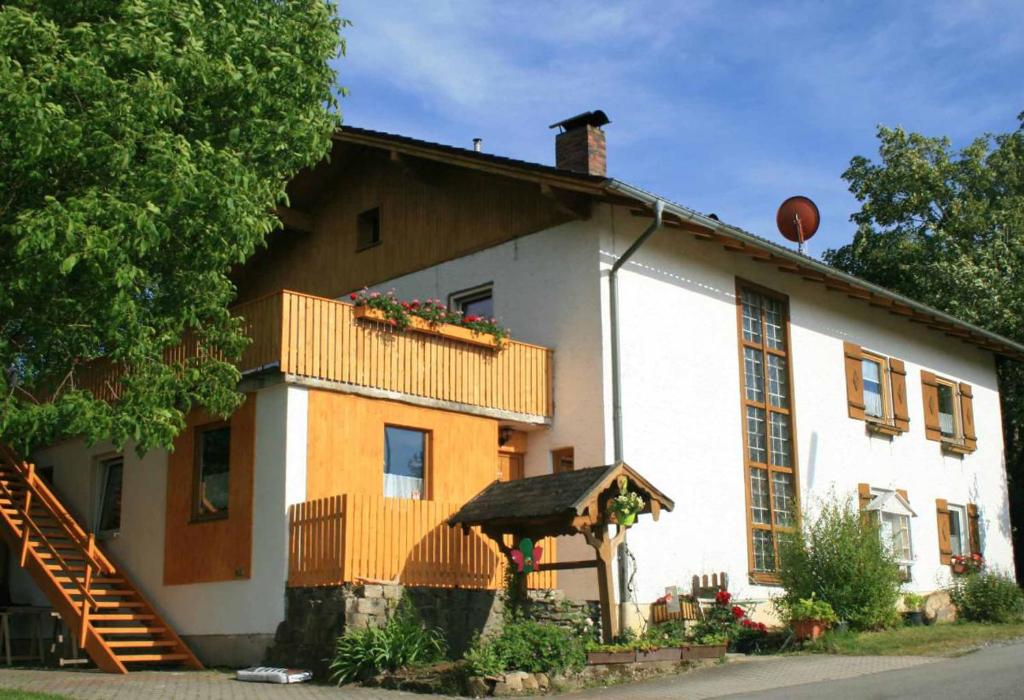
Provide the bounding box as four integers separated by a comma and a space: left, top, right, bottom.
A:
549, 110, 610, 133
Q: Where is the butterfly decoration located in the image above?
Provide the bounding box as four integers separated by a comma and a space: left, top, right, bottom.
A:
509, 537, 544, 574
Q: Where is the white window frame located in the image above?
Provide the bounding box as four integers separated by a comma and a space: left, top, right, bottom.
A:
948, 503, 969, 557
866, 489, 916, 579
935, 378, 962, 441
860, 351, 892, 423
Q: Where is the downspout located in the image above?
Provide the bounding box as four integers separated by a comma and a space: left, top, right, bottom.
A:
608, 199, 664, 624
609, 199, 664, 462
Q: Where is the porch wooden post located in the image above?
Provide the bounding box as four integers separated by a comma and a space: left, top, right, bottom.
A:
584, 523, 626, 643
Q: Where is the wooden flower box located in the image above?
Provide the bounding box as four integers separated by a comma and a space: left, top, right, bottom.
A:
635, 648, 681, 662
586, 650, 636, 665
353, 306, 498, 349
679, 643, 727, 660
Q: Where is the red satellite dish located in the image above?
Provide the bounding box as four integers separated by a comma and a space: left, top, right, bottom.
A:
776, 196, 820, 245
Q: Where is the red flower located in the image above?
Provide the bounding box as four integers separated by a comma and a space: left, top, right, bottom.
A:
465, 315, 480, 323
715, 590, 732, 605
741, 618, 753, 628
757, 622, 767, 632
350, 293, 357, 300
731, 605, 744, 619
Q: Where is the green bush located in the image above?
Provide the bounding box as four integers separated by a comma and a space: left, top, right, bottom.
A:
329, 599, 446, 685
948, 572, 1024, 623
786, 595, 838, 624
778, 491, 902, 630
463, 621, 584, 675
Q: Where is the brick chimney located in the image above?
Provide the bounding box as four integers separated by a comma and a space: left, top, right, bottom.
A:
550, 110, 610, 176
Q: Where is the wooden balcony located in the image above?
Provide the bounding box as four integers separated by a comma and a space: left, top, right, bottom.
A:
287, 494, 557, 590
79, 290, 554, 420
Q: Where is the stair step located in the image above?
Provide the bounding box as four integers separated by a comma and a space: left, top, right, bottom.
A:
95, 627, 166, 636
55, 576, 124, 585
116, 653, 188, 663
90, 614, 154, 621
91, 601, 145, 609
106, 640, 177, 649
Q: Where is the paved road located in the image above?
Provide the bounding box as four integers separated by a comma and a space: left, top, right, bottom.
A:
0, 644, 1017, 699
722, 641, 1024, 700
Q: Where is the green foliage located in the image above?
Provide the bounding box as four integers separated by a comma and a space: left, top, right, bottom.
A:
0, 1, 346, 454
948, 571, 1024, 623
902, 592, 925, 611
787, 595, 838, 624
824, 114, 1024, 577
329, 599, 447, 685
778, 492, 902, 630
463, 620, 585, 676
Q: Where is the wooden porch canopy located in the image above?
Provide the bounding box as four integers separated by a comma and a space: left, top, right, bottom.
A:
449, 461, 674, 642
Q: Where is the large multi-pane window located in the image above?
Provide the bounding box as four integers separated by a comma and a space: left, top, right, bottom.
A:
737, 284, 799, 577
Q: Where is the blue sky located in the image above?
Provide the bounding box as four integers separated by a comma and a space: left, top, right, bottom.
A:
335, 1, 1024, 256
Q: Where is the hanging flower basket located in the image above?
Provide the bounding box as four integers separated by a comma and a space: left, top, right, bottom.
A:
608, 476, 644, 528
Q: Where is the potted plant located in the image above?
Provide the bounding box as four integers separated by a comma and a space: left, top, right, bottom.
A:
902, 592, 925, 626
609, 476, 644, 527
788, 596, 837, 641
951, 553, 984, 576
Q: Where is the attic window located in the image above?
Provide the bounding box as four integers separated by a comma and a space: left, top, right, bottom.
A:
356, 207, 381, 251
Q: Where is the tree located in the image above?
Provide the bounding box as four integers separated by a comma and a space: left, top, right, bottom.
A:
825, 113, 1024, 578
0, 1, 345, 455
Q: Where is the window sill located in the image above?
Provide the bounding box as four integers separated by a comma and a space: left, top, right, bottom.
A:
748, 571, 782, 586
190, 512, 229, 524
865, 421, 902, 437
941, 441, 971, 456
356, 240, 382, 253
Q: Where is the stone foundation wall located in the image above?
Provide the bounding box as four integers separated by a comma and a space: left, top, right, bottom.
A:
266, 585, 599, 678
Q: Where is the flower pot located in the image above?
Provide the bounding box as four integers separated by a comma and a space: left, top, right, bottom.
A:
792, 619, 827, 641
354, 306, 498, 349
903, 611, 925, 626
635, 648, 680, 663
586, 650, 635, 665
679, 643, 727, 661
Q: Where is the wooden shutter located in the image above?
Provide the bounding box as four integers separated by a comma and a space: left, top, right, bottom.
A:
921, 371, 942, 442
844, 342, 865, 420
935, 499, 952, 564
967, 503, 981, 555
858, 483, 872, 510
959, 383, 977, 452
889, 358, 910, 432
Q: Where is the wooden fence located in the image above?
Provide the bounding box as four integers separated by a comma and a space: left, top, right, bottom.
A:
287, 494, 557, 590
75, 290, 553, 419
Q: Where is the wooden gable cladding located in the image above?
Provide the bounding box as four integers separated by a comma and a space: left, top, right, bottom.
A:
935, 498, 952, 565
233, 146, 579, 303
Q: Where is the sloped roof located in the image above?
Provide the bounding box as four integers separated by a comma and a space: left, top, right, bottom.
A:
448, 462, 674, 530
332, 125, 1024, 362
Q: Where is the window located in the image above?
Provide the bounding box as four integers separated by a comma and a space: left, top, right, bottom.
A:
865, 489, 915, 579
936, 381, 958, 438
736, 283, 799, 578
449, 284, 494, 320
384, 426, 428, 499
194, 424, 231, 520
921, 371, 977, 452
551, 447, 574, 474
843, 343, 909, 434
97, 457, 123, 535
948, 504, 968, 557
356, 207, 381, 251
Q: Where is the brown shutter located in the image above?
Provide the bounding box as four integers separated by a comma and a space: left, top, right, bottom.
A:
844, 342, 865, 420
889, 358, 910, 432
935, 499, 952, 564
959, 383, 977, 452
967, 503, 981, 555
858, 483, 872, 510
921, 371, 942, 441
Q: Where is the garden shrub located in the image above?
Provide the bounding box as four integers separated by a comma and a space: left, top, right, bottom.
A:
778, 491, 902, 630
948, 571, 1024, 623
329, 598, 446, 685
463, 620, 585, 675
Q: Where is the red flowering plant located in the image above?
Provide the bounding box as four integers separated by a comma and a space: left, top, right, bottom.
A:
690, 590, 767, 648
349, 289, 510, 344
950, 553, 984, 576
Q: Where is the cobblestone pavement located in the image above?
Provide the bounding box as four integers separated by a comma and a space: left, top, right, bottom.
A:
0, 654, 938, 700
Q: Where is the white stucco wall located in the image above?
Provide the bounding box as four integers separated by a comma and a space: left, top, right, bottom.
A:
21, 382, 310, 643
600, 205, 1014, 604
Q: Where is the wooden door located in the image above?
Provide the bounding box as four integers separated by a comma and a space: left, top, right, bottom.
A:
499, 452, 524, 481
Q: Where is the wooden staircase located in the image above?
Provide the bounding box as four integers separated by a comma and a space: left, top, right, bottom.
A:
0, 446, 202, 673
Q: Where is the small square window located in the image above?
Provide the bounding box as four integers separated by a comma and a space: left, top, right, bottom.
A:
551, 447, 574, 474
194, 424, 231, 520
384, 426, 428, 499
449, 284, 494, 320
356, 207, 381, 251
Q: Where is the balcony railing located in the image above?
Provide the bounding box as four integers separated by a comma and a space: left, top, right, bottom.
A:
78, 290, 554, 420
287, 494, 557, 590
